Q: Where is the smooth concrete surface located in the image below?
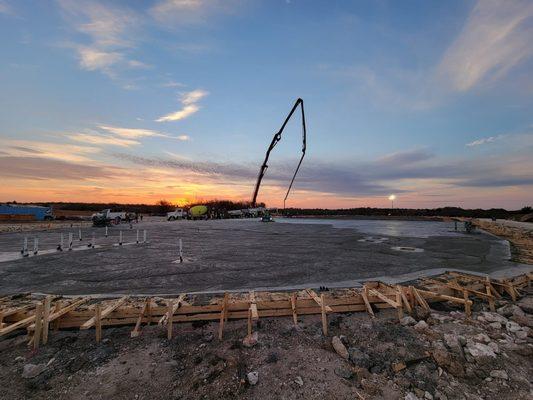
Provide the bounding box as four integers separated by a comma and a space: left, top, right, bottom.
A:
0, 217, 529, 295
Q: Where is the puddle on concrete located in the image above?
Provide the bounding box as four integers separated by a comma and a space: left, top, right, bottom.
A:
278, 218, 465, 238
391, 246, 424, 253
357, 236, 388, 243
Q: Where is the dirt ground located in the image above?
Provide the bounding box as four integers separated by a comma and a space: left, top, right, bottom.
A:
1, 290, 532, 400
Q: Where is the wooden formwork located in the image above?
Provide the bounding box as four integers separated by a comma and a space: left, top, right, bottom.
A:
0, 272, 531, 349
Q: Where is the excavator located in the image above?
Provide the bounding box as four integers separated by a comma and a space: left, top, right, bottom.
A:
251, 98, 307, 221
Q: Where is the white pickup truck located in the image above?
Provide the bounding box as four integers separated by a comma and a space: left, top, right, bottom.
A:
92, 209, 127, 224
167, 208, 186, 221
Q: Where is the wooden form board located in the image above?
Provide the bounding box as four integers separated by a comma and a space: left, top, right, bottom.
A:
0, 272, 529, 342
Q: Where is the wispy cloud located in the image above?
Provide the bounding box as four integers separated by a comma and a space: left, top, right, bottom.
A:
438, 0, 533, 91
150, 0, 239, 25
0, 0, 13, 15
466, 135, 505, 147
156, 89, 209, 122
58, 0, 144, 78
99, 125, 190, 141
4, 140, 101, 163
67, 133, 141, 147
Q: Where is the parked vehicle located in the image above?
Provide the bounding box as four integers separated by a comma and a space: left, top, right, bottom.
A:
167, 208, 186, 221
91, 209, 127, 226
189, 205, 208, 220
0, 204, 54, 221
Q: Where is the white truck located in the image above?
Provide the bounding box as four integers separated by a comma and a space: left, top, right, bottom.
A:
167, 208, 186, 221
92, 209, 128, 225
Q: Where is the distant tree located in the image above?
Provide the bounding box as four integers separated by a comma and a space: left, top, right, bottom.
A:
156, 200, 174, 215
521, 206, 532, 213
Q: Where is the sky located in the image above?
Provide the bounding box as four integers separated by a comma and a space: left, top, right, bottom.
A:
0, 0, 532, 209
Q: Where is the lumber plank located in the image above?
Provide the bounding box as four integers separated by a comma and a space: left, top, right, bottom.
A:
95, 304, 102, 343
290, 292, 298, 326
320, 293, 328, 336
249, 291, 259, 320
167, 300, 174, 340
42, 296, 52, 345
397, 285, 412, 314
411, 287, 430, 310
305, 289, 333, 312
28, 297, 89, 331
33, 303, 43, 350
218, 292, 228, 340
0, 307, 38, 336
80, 296, 129, 330
361, 286, 375, 318
368, 289, 400, 309
131, 298, 150, 338
158, 294, 186, 326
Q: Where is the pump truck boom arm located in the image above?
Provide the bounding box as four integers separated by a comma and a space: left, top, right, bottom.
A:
251, 98, 307, 208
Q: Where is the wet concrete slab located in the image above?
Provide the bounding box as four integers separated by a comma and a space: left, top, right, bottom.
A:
0, 217, 528, 295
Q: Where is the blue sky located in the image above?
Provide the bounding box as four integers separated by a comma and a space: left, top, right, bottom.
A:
1, 0, 532, 208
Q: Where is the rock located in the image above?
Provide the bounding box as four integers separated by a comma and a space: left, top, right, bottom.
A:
334, 366, 353, 379
497, 304, 525, 318
331, 336, 349, 359
488, 342, 499, 354
405, 393, 418, 400
465, 341, 496, 360
472, 333, 491, 344
488, 322, 501, 330
414, 320, 429, 331
242, 332, 258, 348
425, 391, 434, 400
246, 371, 258, 386
348, 347, 371, 369
202, 332, 214, 342
432, 347, 458, 373
443, 334, 464, 356
15, 356, 24, 362
22, 363, 47, 379
505, 321, 522, 333
400, 316, 417, 326
517, 297, 533, 314
414, 388, 425, 398
489, 369, 508, 380
511, 314, 533, 328
515, 329, 529, 340
294, 376, 303, 386
480, 312, 507, 324
392, 361, 407, 372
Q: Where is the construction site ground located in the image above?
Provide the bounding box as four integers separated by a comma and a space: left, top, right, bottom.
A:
1, 292, 532, 400
0, 217, 526, 295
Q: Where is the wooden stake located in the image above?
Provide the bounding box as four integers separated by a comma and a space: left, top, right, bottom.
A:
395, 290, 404, 320
463, 290, 471, 318
95, 304, 102, 343
290, 292, 298, 326
321, 293, 328, 336
42, 296, 51, 345
361, 286, 375, 319
485, 278, 495, 312
167, 300, 174, 340
218, 292, 228, 340
397, 285, 412, 314
52, 300, 63, 331
33, 303, 43, 350
247, 308, 252, 336
131, 298, 150, 338
411, 287, 430, 310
